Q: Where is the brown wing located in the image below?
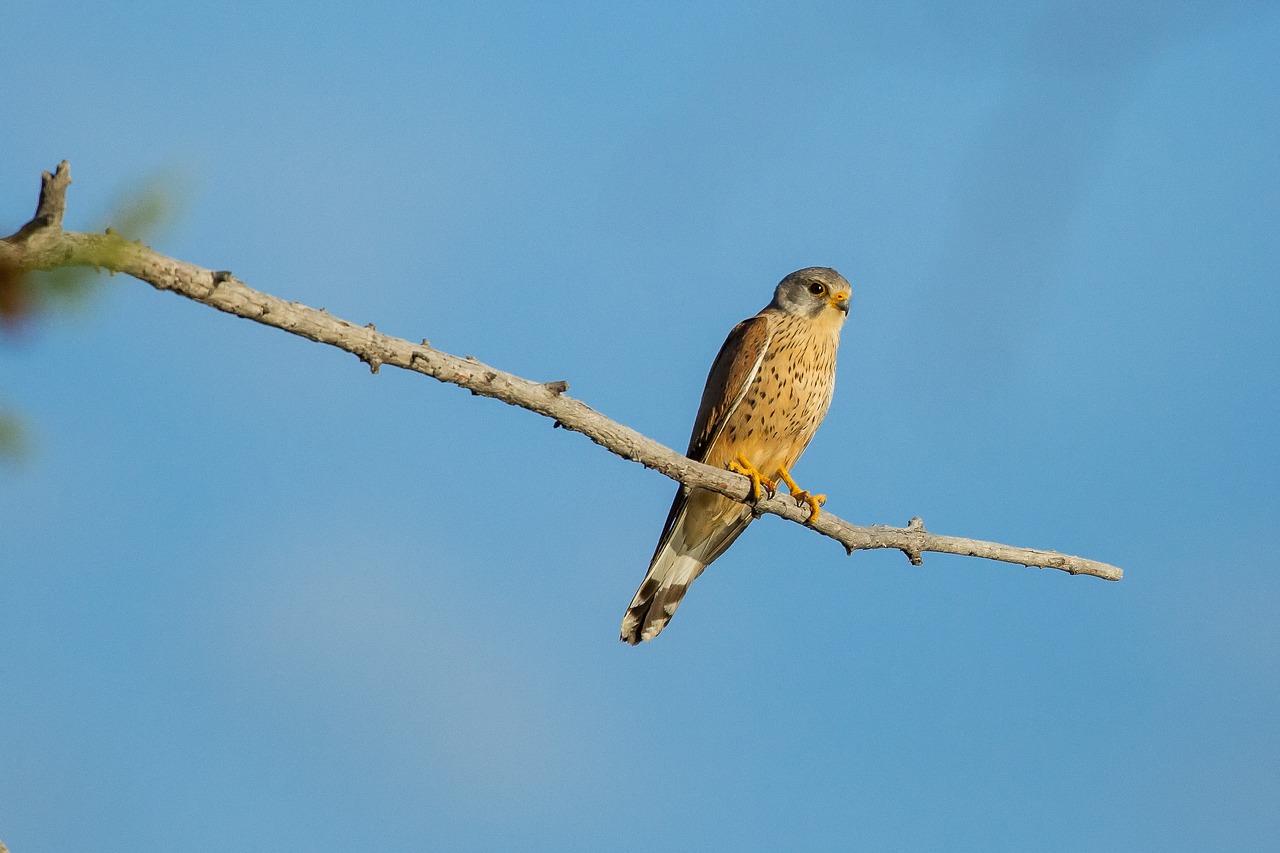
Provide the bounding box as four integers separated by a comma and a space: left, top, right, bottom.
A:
644, 313, 774, 565
685, 313, 774, 462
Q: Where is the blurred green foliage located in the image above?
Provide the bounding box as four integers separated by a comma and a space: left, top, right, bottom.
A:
3, 172, 183, 463
2, 173, 182, 327
0, 410, 27, 463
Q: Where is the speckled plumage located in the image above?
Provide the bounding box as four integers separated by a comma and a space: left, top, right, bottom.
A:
621, 267, 852, 644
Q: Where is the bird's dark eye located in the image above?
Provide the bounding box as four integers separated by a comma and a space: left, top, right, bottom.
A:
808, 282, 826, 296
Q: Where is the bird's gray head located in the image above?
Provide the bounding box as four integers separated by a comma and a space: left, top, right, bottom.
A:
769, 267, 852, 320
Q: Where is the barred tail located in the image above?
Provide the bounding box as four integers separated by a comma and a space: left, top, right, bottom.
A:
620, 548, 707, 645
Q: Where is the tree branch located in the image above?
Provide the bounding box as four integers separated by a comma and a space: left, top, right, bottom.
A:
1, 162, 1123, 582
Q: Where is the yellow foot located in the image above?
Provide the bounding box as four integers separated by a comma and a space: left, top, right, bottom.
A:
727, 454, 776, 503
777, 465, 826, 523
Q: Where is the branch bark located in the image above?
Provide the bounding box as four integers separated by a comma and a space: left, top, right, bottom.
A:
1, 162, 1123, 582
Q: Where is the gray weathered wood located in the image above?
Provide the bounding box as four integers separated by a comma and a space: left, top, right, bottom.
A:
1, 162, 1123, 582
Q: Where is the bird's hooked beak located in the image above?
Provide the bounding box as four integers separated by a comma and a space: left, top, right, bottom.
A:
830, 293, 850, 315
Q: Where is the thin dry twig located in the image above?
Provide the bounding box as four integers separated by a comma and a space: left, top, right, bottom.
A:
1, 162, 1123, 581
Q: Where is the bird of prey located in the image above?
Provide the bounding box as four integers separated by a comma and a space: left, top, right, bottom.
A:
621, 267, 852, 644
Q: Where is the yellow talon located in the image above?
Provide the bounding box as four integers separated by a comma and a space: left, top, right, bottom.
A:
777, 465, 826, 523
727, 454, 775, 503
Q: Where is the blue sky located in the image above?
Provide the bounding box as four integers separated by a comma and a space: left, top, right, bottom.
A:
3, 1, 1278, 850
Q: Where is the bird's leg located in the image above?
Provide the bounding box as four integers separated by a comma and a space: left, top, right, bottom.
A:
727, 454, 776, 503
776, 465, 826, 523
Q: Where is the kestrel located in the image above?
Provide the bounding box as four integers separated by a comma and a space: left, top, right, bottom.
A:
621, 267, 852, 644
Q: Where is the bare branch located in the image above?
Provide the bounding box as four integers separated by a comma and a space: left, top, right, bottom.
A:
1, 162, 1123, 582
